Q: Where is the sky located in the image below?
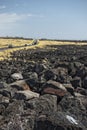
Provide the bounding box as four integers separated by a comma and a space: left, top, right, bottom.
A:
0, 0, 87, 40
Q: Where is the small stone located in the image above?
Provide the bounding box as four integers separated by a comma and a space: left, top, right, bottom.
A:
0, 82, 8, 89
0, 104, 5, 114
75, 87, 87, 96
74, 92, 84, 97
0, 83, 4, 89
14, 90, 39, 100
44, 70, 56, 81
1, 96, 10, 103
63, 83, 74, 95
42, 87, 67, 97
46, 80, 67, 91
10, 80, 30, 91
71, 76, 81, 88
0, 90, 11, 98
74, 62, 83, 68
11, 73, 23, 80
27, 72, 38, 81
34, 63, 47, 73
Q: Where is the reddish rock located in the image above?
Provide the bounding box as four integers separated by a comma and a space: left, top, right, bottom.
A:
42, 87, 67, 97
46, 80, 67, 91
10, 80, 30, 91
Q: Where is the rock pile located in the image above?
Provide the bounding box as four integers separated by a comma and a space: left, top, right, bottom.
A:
0, 45, 87, 130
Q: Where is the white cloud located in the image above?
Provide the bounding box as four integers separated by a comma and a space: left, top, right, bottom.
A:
27, 14, 33, 17
27, 14, 44, 18
0, 12, 44, 35
0, 5, 6, 9
0, 13, 44, 24
0, 13, 26, 24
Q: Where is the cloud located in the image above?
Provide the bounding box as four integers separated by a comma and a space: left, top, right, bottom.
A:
27, 14, 44, 18
0, 13, 26, 24
0, 5, 6, 9
0, 12, 44, 34
0, 13, 44, 24
1, 13, 40, 24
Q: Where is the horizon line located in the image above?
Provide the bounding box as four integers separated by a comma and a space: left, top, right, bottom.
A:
0, 36, 87, 42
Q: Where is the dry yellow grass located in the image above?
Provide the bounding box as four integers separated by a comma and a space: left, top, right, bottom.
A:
0, 38, 33, 60
0, 38, 32, 48
36, 40, 87, 51
38, 40, 87, 47
0, 39, 87, 61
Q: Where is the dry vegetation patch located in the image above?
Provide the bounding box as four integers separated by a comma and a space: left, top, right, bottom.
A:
0, 39, 87, 60
0, 38, 32, 48
0, 38, 33, 60
38, 40, 87, 47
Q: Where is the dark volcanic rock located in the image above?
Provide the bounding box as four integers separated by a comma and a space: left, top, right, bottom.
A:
25, 72, 39, 91
52, 67, 68, 83
83, 76, 87, 89
68, 62, 76, 77
0, 83, 5, 89
44, 70, 57, 81
34, 63, 47, 74
74, 61, 84, 69
58, 94, 87, 128
0, 44, 87, 129
63, 83, 74, 96
0, 82, 8, 89
25, 94, 57, 113
71, 76, 82, 88
27, 72, 38, 81
75, 87, 87, 96
43, 80, 67, 91
5, 100, 24, 117
0, 90, 11, 98
76, 67, 87, 79
34, 112, 86, 130
14, 90, 39, 100
0, 104, 5, 114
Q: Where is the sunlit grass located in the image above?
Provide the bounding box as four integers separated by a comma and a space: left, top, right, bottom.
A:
0, 38, 87, 61
0, 38, 33, 60
0, 38, 32, 48
36, 40, 87, 51
0, 46, 37, 60
38, 40, 87, 48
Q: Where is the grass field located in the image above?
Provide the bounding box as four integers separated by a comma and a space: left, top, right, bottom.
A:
0, 38, 33, 60
38, 40, 87, 47
0, 38, 32, 48
0, 38, 87, 60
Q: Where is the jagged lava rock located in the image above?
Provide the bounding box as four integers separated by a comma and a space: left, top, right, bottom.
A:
44, 80, 67, 91
10, 80, 30, 90
25, 94, 57, 113
14, 90, 39, 100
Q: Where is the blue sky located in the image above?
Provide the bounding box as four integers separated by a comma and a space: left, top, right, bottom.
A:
0, 0, 87, 40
